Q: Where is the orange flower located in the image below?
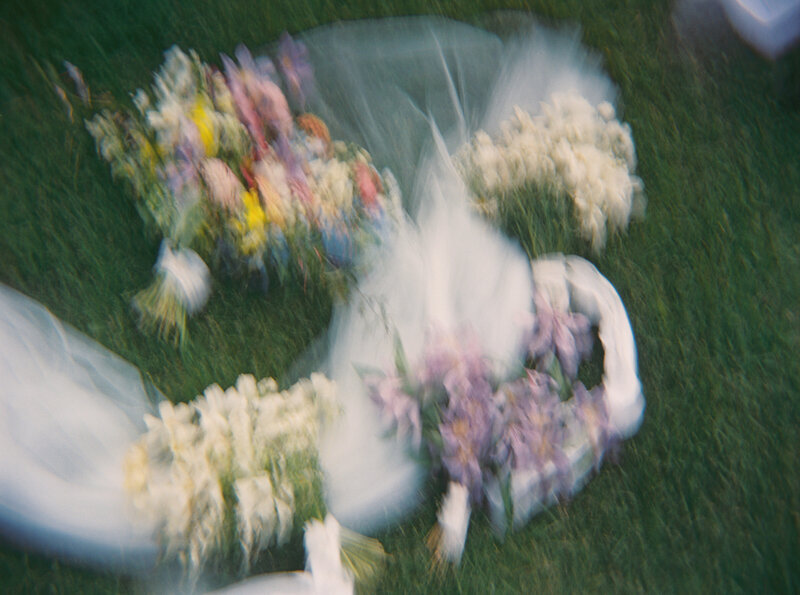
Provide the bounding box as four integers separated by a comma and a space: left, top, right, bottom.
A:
297, 113, 331, 150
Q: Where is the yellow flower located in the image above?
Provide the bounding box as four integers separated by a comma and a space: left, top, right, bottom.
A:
256, 175, 286, 229
190, 97, 217, 156
243, 188, 266, 231
132, 130, 158, 173
139, 140, 157, 169
123, 442, 149, 495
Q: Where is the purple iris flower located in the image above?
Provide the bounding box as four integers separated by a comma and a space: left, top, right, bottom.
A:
573, 381, 613, 467
417, 330, 457, 386
439, 397, 495, 503
418, 327, 488, 388
276, 32, 313, 109
493, 371, 571, 498
407, 327, 501, 503
368, 374, 422, 450
527, 291, 593, 379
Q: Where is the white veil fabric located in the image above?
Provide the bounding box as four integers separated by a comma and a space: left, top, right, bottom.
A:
300, 15, 617, 205
299, 16, 504, 203
298, 15, 637, 534
311, 149, 535, 533
0, 284, 157, 569
0, 13, 643, 591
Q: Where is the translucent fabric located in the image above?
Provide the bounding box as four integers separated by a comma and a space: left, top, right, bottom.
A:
0, 284, 157, 569
0, 14, 644, 588
301, 15, 616, 206
297, 15, 638, 534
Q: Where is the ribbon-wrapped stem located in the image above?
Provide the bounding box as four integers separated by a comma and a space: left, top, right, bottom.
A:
132, 240, 211, 343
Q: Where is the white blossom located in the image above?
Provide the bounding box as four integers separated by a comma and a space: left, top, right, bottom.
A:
456, 91, 645, 251
235, 475, 278, 562
123, 373, 339, 574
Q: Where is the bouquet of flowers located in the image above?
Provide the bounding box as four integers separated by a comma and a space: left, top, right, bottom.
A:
454, 92, 645, 252
365, 278, 625, 564
86, 34, 401, 341
124, 372, 385, 587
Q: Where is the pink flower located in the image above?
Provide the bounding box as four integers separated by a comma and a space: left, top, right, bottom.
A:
354, 161, 381, 212
234, 45, 292, 137
253, 78, 292, 137
492, 372, 571, 497
200, 158, 243, 211
221, 54, 267, 155
276, 33, 313, 108
439, 392, 496, 503
289, 177, 313, 207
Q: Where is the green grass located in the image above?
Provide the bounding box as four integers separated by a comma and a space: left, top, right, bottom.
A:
1, 0, 799, 592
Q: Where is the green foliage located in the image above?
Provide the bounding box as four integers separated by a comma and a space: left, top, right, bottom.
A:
0, 0, 798, 593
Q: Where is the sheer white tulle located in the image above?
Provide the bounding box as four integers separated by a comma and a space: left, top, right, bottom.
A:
299, 14, 639, 534
313, 153, 534, 533
300, 16, 617, 206
0, 284, 157, 569
0, 14, 643, 591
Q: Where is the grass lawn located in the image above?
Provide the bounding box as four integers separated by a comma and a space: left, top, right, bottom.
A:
1, 0, 798, 592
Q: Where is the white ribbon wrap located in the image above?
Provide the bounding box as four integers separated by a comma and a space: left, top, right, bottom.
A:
435, 482, 471, 565
509, 254, 644, 530
155, 241, 211, 315
208, 514, 353, 595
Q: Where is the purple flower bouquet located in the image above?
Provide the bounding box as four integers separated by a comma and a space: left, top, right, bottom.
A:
365, 254, 643, 563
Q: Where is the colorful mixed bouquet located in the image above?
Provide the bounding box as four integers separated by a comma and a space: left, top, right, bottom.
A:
86, 35, 401, 341
366, 286, 618, 563
455, 92, 645, 252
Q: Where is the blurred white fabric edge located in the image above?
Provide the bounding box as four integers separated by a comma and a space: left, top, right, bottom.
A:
720, 0, 800, 58
510, 255, 644, 530
0, 284, 158, 570
532, 254, 644, 439
206, 515, 353, 595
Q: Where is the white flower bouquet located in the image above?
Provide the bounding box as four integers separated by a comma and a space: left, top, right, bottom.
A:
124, 373, 334, 576
455, 92, 645, 252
